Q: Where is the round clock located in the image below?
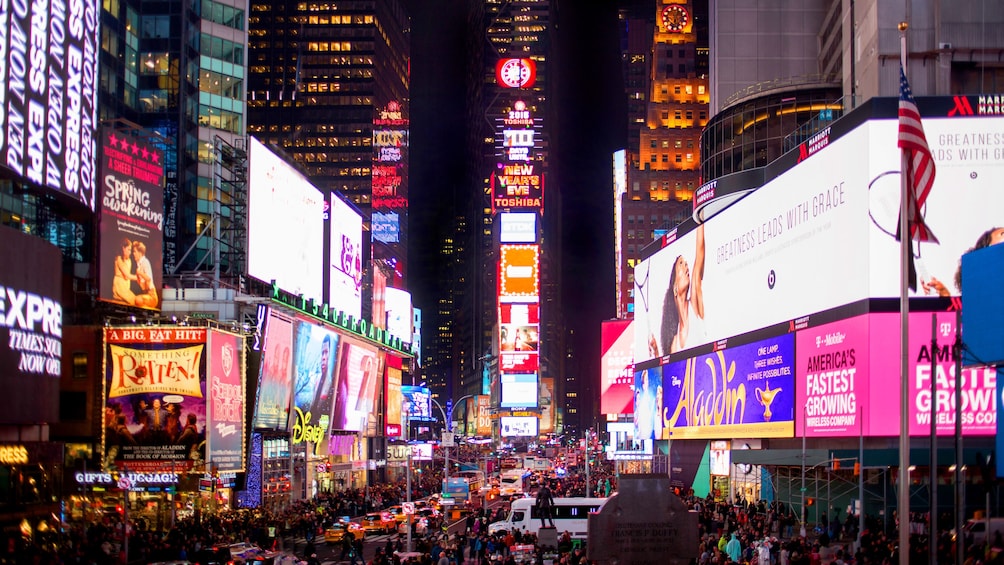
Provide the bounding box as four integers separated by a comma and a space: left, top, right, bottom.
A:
661, 4, 689, 33
496, 58, 537, 89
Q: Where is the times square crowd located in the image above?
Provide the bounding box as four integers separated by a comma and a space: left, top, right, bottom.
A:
5, 453, 1002, 565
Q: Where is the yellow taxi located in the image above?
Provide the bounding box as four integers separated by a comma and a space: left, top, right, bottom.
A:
359, 512, 397, 535
324, 520, 363, 544
385, 505, 408, 523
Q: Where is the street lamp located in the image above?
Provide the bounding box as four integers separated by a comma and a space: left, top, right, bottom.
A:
430, 395, 475, 498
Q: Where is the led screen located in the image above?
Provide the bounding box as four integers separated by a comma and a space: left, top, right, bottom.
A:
331, 339, 383, 433
289, 319, 339, 454
328, 194, 363, 320
98, 129, 165, 311
632, 366, 662, 441
709, 441, 731, 476
206, 329, 244, 472
499, 212, 537, 243
248, 137, 324, 303
103, 328, 207, 472
661, 333, 796, 439
539, 377, 555, 433
401, 385, 433, 422
633, 114, 1004, 367
500, 373, 538, 408
500, 416, 538, 437
384, 287, 413, 343
385, 356, 403, 437
372, 211, 400, 244
409, 443, 432, 461
498, 245, 539, 303
253, 308, 295, 431
0, 226, 62, 424
492, 163, 543, 211
795, 311, 997, 437
475, 396, 492, 436
1, 0, 101, 209
601, 320, 634, 415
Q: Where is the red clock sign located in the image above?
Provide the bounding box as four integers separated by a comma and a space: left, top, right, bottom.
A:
496, 58, 537, 88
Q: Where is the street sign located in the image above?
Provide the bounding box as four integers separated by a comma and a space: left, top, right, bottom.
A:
442, 432, 455, 447
403, 502, 415, 515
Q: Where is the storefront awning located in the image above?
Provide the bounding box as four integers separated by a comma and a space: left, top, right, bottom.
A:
730, 448, 830, 467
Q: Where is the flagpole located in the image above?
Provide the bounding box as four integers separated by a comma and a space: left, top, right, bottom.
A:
897, 21, 911, 565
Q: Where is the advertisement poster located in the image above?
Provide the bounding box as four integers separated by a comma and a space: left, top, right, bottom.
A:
601, 319, 634, 415
476, 396, 492, 436
385, 356, 403, 437
500, 373, 538, 408
253, 309, 294, 430
289, 320, 339, 454
498, 245, 540, 302
662, 334, 795, 439
796, 315, 870, 437
539, 377, 555, 433
207, 329, 244, 472
500, 416, 538, 437
870, 312, 996, 436
328, 195, 364, 320
632, 366, 663, 441
103, 328, 207, 472
98, 128, 165, 311
401, 385, 433, 422
0, 226, 62, 424
331, 341, 382, 432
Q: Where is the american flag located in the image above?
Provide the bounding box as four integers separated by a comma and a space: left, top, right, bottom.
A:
897, 65, 938, 243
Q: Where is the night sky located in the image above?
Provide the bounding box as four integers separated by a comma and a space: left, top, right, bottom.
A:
407, 0, 629, 420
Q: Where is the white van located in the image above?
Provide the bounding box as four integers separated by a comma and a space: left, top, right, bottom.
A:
962, 518, 1004, 545
488, 497, 608, 540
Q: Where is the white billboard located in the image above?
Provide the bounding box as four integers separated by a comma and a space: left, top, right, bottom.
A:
499, 212, 537, 243
633, 113, 1004, 366
328, 194, 363, 320
500, 373, 538, 408
248, 138, 325, 303
384, 287, 413, 343
500, 416, 538, 437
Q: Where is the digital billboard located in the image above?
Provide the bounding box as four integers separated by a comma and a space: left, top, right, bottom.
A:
795, 312, 997, 437
539, 377, 555, 434
492, 163, 543, 211
601, 320, 634, 415
495, 59, 537, 89
328, 194, 363, 320
372, 211, 400, 244
1, 0, 101, 209
384, 287, 413, 343
501, 373, 538, 408
103, 328, 207, 472
98, 128, 165, 311
633, 114, 1004, 367
499, 212, 537, 243
206, 329, 244, 472
331, 339, 383, 433
661, 334, 796, 439
499, 245, 539, 303
253, 308, 294, 431
0, 226, 62, 424
248, 137, 325, 303
475, 395, 492, 436
501, 416, 538, 437
289, 320, 339, 454
500, 323, 538, 352
632, 366, 663, 441
385, 355, 403, 437
401, 385, 433, 422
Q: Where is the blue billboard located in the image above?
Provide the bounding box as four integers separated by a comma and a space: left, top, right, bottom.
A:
401, 385, 434, 422
661, 334, 795, 439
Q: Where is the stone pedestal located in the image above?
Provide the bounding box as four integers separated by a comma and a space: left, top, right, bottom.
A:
537, 526, 558, 549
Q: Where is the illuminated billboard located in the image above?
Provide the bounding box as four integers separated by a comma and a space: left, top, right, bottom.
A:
601, 320, 634, 416
795, 311, 996, 437
384, 287, 413, 343
499, 212, 537, 243
385, 356, 403, 437
98, 128, 165, 311
206, 329, 245, 472
372, 211, 401, 244
500, 416, 538, 437
290, 320, 339, 454
401, 385, 433, 422
0, 226, 62, 424
501, 373, 538, 408
498, 245, 539, 303
661, 334, 796, 439
328, 194, 363, 320
539, 377, 555, 433
492, 163, 543, 211
253, 308, 295, 431
495, 59, 537, 89
475, 395, 492, 436
633, 113, 1004, 367
1, 0, 101, 209
331, 339, 383, 433
103, 328, 207, 472
248, 137, 325, 303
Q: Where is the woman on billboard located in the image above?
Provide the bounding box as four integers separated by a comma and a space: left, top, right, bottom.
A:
923, 226, 1004, 296
112, 238, 137, 305
650, 223, 706, 357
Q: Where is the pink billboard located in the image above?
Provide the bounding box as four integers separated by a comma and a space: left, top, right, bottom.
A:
796, 312, 996, 437
207, 329, 244, 472
600, 320, 634, 415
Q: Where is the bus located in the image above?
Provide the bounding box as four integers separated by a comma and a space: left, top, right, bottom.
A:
487, 497, 609, 539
